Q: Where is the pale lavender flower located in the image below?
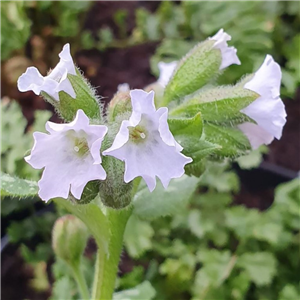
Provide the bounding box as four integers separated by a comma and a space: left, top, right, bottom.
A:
209, 28, 241, 70
25, 110, 107, 202
103, 89, 192, 191
18, 43, 76, 101
239, 55, 286, 149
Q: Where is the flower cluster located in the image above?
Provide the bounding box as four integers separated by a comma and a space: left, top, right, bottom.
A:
18, 29, 286, 204
23, 79, 192, 201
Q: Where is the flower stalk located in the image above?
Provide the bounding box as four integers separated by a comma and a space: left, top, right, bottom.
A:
70, 261, 90, 300
92, 206, 133, 300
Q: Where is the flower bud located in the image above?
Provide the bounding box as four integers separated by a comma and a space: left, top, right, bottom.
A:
108, 87, 132, 121
52, 215, 89, 265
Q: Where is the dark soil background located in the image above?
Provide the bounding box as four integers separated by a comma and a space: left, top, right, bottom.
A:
1, 1, 299, 300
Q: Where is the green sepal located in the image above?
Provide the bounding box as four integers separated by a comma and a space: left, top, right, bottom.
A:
69, 180, 100, 205
58, 72, 101, 122
1, 172, 38, 198
170, 86, 259, 125
162, 40, 221, 105
204, 122, 251, 158
168, 112, 203, 139
182, 139, 221, 177
168, 113, 219, 177
99, 156, 133, 209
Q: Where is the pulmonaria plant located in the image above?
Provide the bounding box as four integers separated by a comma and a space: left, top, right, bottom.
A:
16, 28, 286, 300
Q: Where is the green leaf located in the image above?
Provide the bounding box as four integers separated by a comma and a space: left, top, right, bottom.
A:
182, 139, 221, 177
7, 212, 56, 243
237, 252, 277, 286
160, 253, 196, 287
199, 162, 240, 192
204, 122, 251, 157
168, 113, 203, 139
225, 206, 261, 240
133, 175, 199, 220
163, 40, 222, 105
20, 243, 53, 264
279, 284, 300, 300
58, 71, 101, 122
188, 209, 213, 239
113, 281, 156, 300
171, 86, 258, 124
193, 250, 235, 297
1, 173, 38, 197
118, 266, 145, 290
50, 276, 77, 300
124, 215, 154, 258
236, 145, 268, 169
168, 113, 219, 177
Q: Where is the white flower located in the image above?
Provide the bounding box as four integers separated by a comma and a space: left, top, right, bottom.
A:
157, 61, 178, 87
239, 55, 287, 149
25, 109, 107, 202
103, 89, 192, 191
18, 43, 76, 101
209, 28, 241, 70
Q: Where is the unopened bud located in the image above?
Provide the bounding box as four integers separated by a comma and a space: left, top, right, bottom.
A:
52, 215, 89, 265
108, 89, 132, 121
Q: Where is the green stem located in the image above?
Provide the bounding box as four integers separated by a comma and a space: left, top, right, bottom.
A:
70, 261, 90, 300
92, 206, 133, 300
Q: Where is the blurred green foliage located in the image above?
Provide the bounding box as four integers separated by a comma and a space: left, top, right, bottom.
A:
122, 166, 300, 300
1, 1, 299, 299
1, 1, 92, 60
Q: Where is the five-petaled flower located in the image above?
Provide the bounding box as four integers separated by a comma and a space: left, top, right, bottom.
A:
103, 89, 192, 191
209, 28, 241, 70
25, 109, 107, 202
18, 43, 76, 101
239, 55, 287, 149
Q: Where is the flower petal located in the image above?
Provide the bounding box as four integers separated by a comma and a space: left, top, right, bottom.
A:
238, 122, 274, 149
157, 61, 178, 87
130, 89, 156, 114
209, 28, 241, 70
17, 44, 76, 100
241, 55, 287, 141
17, 67, 48, 95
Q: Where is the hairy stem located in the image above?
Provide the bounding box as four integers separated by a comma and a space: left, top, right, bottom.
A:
92, 206, 133, 300
70, 261, 90, 300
